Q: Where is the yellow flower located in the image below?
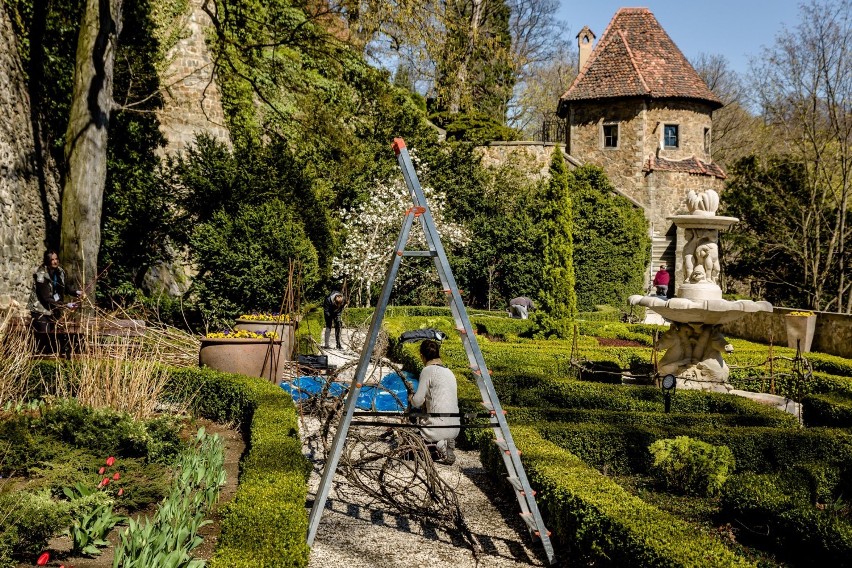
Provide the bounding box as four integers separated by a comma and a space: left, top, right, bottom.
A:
238, 313, 291, 322
787, 311, 814, 317
205, 329, 279, 339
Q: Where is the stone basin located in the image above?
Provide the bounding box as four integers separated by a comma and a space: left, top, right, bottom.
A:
628, 294, 773, 325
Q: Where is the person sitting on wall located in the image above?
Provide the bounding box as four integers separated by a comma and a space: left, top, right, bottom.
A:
508, 296, 535, 319
653, 264, 671, 297
27, 250, 82, 356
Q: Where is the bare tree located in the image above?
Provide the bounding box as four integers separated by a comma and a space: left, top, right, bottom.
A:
692, 52, 771, 169
60, 0, 123, 292
505, 0, 568, 134
510, 40, 575, 137
751, 0, 852, 312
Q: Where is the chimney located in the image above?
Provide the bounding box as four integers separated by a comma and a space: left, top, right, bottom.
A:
577, 26, 596, 73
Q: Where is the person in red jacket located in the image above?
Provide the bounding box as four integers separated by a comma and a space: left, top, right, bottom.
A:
653, 264, 671, 296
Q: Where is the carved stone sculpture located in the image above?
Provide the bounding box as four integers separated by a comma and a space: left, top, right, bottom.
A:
657, 322, 733, 384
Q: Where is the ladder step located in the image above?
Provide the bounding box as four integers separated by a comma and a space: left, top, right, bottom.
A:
520, 513, 551, 538
507, 475, 523, 492
401, 250, 437, 257
507, 476, 536, 496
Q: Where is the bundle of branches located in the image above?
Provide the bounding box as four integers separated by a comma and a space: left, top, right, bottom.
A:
337, 427, 481, 557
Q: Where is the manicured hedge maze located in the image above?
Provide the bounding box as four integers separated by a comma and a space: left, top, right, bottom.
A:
385, 312, 852, 566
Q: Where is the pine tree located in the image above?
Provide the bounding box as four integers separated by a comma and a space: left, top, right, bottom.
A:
537, 146, 577, 319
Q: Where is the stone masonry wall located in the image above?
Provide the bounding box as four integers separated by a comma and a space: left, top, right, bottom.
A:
476, 142, 567, 179
568, 98, 719, 234
0, 3, 52, 313
156, 0, 230, 153
722, 307, 852, 360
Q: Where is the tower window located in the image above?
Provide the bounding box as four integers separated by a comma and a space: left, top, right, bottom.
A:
664, 124, 679, 148
603, 123, 618, 148
704, 127, 711, 153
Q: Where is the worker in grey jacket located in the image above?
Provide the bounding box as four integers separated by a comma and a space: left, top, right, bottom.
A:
409, 339, 460, 465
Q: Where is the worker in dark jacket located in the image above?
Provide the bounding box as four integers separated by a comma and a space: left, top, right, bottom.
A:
323, 290, 346, 349
27, 250, 82, 354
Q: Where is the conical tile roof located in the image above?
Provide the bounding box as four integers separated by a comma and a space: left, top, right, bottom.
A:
559, 8, 722, 113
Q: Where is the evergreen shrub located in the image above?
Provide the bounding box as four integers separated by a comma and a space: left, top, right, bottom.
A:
478, 426, 752, 566
801, 391, 852, 427
649, 436, 735, 496
721, 472, 852, 566
570, 166, 650, 311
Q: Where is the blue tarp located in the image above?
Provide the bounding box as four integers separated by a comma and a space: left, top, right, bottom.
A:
281, 371, 417, 412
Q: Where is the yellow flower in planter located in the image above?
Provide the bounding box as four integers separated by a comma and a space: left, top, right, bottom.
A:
238, 312, 292, 322
788, 311, 815, 317
205, 329, 279, 339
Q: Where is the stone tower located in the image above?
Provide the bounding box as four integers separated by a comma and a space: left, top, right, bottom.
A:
557, 8, 725, 285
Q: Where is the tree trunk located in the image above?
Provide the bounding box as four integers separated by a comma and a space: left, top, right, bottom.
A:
60, 0, 122, 292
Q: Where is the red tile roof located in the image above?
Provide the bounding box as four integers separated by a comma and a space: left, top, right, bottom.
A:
644, 155, 727, 179
559, 8, 722, 111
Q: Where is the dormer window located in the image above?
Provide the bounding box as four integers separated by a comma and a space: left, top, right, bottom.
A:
603, 122, 618, 148
663, 124, 679, 148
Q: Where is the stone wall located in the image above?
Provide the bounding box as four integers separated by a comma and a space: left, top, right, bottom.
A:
722, 307, 852, 359
567, 98, 719, 234
475, 141, 569, 178
156, 0, 230, 153
0, 3, 54, 313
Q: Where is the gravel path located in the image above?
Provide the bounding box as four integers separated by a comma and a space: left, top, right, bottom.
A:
302, 417, 549, 568
300, 329, 551, 567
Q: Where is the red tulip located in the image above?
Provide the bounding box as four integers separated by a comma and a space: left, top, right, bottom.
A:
98, 467, 105, 475
106, 456, 115, 466
37, 552, 49, 565
112, 472, 120, 481
118, 488, 124, 496
102, 477, 110, 486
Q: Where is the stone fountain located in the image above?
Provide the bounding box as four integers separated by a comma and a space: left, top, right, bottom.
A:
629, 189, 773, 393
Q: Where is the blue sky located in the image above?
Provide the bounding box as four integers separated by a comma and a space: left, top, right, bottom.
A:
555, 1, 803, 76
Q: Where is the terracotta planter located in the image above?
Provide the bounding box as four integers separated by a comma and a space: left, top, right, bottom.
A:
233, 319, 297, 360
199, 337, 287, 382
785, 314, 817, 353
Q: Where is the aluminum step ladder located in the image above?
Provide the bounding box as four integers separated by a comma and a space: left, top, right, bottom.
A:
306, 138, 556, 565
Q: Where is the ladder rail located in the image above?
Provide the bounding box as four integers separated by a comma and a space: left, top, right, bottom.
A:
394, 139, 555, 563
306, 207, 418, 544
307, 138, 556, 566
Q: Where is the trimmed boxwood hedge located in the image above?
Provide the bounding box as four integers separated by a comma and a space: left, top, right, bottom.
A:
479, 425, 754, 566
721, 472, 852, 566
166, 368, 311, 568
533, 421, 852, 493
802, 392, 852, 427
27, 361, 310, 568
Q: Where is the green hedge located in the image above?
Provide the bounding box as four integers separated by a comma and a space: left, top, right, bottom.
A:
802, 392, 852, 428
504, 406, 798, 429
164, 369, 311, 568
534, 421, 852, 490
479, 426, 753, 566
721, 472, 852, 566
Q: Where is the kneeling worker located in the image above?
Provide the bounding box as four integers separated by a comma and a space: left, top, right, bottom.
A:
508, 296, 535, 319
409, 339, 460, 465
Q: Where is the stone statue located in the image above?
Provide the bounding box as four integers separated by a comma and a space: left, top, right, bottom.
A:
696, 242, 720, 282
658, 322, 734, 384
686, 189, 719, 216
682, 228, 719, 284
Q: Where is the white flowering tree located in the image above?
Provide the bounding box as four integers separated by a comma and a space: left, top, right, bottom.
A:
334, 157, 469, 306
